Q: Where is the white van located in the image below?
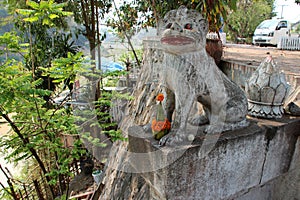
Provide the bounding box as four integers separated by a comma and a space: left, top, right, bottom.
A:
252, 19, 290, 46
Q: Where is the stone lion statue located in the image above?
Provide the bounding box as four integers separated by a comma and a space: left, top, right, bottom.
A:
157, 6, 248, 145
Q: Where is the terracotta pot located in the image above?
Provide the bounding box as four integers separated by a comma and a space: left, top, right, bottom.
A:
206, 38, 223, 66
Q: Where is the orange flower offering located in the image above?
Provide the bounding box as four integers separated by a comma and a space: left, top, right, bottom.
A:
156, 93, 164, 102
151, 118, 171, 132
152, 93, 170, 140
151, 118, 171, 140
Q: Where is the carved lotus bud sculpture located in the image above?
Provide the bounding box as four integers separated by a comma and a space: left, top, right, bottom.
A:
245, 56, 290, 118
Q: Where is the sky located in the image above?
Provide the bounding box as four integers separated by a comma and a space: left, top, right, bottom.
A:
273, 0, 300, 22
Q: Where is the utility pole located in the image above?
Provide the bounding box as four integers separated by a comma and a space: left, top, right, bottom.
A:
279, 1, 288, 19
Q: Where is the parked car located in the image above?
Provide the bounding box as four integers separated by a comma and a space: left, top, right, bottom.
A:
252, 19, 291, 46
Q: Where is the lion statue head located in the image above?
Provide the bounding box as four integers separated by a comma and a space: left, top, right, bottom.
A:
158, 6, 208, 53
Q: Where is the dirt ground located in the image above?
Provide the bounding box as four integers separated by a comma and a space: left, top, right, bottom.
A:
222, 44, 300, 76
0, 118, 16, 187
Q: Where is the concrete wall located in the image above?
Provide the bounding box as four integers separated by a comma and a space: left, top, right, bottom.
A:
128, 117, 300, 200
220, 59, 300, 101
234, 136, 300, 200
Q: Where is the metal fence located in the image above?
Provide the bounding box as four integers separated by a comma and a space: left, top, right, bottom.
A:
0, 159, 81, 199
278, 36, 300, 50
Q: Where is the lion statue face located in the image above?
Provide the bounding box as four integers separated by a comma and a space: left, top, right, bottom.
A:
158, 6, 208, 53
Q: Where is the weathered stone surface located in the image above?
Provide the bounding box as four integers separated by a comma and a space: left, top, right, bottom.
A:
259, 121, 298, 182
96, 117, 299, 200
285, 101, 300, 116
160, 125, 266, 199
233, 161, 300, 200
156, 6, 248, 145
290, 136, 300, 170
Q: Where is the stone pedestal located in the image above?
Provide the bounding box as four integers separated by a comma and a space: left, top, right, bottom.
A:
123, 117, 300, 200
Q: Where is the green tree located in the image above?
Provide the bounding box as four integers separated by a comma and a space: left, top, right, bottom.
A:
224, 0, 275, 43
0, 1, 128, 198
116, 0, 237, 33
0, 33, 86, 199
64, 0, 112, 68
106, 0, 238, 68
57, 0, 114, 101
13, 0, 77, 98
0, 1, 88, 199
106, 1, 141, 66
6, 0, 112, 69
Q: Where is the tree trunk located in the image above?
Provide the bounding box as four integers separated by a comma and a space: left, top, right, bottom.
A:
112, 0, 141, 67
0, 111, 55, 199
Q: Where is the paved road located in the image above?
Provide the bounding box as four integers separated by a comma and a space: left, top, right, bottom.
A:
223, 44, 300, 75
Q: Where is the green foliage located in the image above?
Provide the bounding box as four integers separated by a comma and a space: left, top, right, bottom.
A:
0, 31, 27, 63
292, 24, 300, 34
94, 90, 129, 142
92, 71, 131, 143
224, 0, 274, 43
44, 52, 86, 85
0, 12, 128, 200
116, 0, 238, 33
0, 187, 12, 200
0, 39, 95, 198
102, 70, 127, 87
11, 0, 80, 95
0, 1, 128, 199
107, 3, 138, 40
0, 32, 22, 54
65, 0, 112, 25
16, 0, 72, 27
0, 54, 84, 193
62, 0, 113, 60
0, 1, 90, 198
118, 49, 143, 67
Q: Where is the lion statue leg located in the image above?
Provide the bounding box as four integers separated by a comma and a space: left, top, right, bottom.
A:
159, 88, 195, 146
